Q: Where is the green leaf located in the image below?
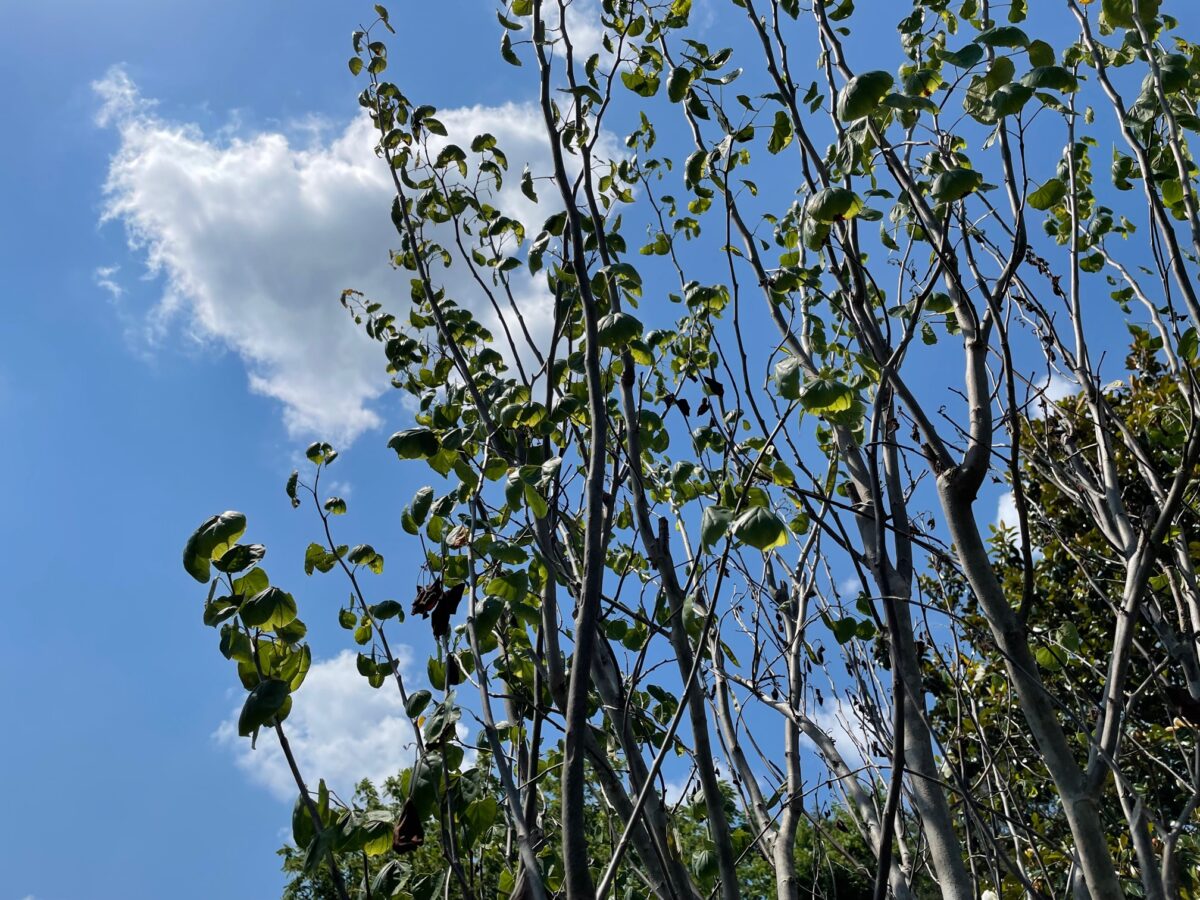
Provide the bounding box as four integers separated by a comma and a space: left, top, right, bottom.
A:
286, 470, 301, 508
306, 442, 337, 465
275, 617, 308, 646
1027, 40, 1055, 67
732, 507, 789, 551
203, 594, 240, 628
1058, 621, 1081, 654
621, 68, 660, 97
240, 587, 299, 630
1021, 66, 1078, 93
183, 511, 247, 583
926, 291, 954, 313
597, 312, 644, 348
989, 83, 1033, 118
798, 377, 855, 414
362, 816, 393, 857
1035, 645, 1064, 672
485, 570, 529, 602
805, 187, 864, 223
405, 689, 433, 718
520, 167, 537, 202
940, 44, 984, 68
524, 483, 549, 520
775, 357, 803, 400
684, 150, 707, 189
293, 794, 316, 849
500, 30, 521, 66
830, 616, 859, 645
667, 66, 693, 103
213, 543, 265, 574
1179, 328, 1199, 362
767, 110, 793, 154
286, 644, 311, 690
388, 428, 439, 460
304, 543, 338, 575
984, 56, 1015, 92
1028, 178, 1067, 210
931, 167, 983, 203
1157, 55, 1192, 94
371, 862, 404, 897
802, 216, 830, 251
463, 797, 498, 846
1101, 0, 1160, 29
348, 544, 385, 574
370, 600, 404, 620
238, 678, 290, 737
700, 506, 733, 548
836, 70, 894, 121
976, 25, 1028, 47
348, 57, 364, 76
219, 623, 254, 663
903, 69, 942, 97
423, 701, 461, 742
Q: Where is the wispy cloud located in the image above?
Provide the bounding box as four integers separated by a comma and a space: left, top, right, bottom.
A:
93, 265, 124, 299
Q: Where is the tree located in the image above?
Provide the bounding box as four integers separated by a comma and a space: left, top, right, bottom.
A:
183, 0, 1200, 898
927, 355, 1200, 898
277, 777, 870, 899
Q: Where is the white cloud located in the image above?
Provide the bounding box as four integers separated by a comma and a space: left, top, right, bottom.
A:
996, 491, 1018, 531
838, 575, 864, 598
1042, 372, 1075, 403
802, 696, 877, 776
561, 0, 608, 60
214, 649, 418, 802
93, 265, 124, 299
95, 67, 569, 443
661, 776, 694, 806
94, 65, 154, 127
1030, 371, 1075, 418
512, 0, 607, 63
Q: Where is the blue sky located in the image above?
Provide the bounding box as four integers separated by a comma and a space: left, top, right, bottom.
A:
6, 1, 1200, 898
